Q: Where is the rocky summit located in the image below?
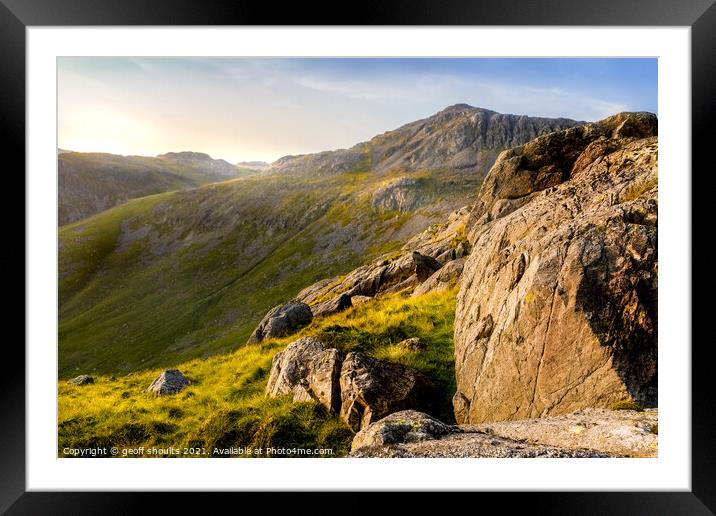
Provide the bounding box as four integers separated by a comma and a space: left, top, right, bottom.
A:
270, 104, 579, 177
453, 112, 658, 423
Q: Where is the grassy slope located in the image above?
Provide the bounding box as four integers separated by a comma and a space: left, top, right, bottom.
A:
58, 152, 258, 226
58, 288, 457, 457
59, 167, 476, 377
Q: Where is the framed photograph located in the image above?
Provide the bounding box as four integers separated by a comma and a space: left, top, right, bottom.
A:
7, 0, 713, 512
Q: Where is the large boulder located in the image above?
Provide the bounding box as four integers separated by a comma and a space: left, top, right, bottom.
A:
351, 410, 457, 452
147, 369, 190, 396
453, 112, 658, 424
339, 352, 433, 431
265, 336, 344, 411
247, 301, 312, 344
265, 337, 433, 431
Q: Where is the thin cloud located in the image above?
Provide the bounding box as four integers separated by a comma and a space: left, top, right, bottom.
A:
57, 58, 655, 163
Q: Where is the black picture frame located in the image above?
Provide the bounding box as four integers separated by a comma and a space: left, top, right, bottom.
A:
5, 0, 713, 513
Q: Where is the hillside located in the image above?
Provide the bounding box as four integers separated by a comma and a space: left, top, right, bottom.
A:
59, 112, 659, 459
58, 105, 578, 377
58, 151, 257, 225
58, 288, 457, 456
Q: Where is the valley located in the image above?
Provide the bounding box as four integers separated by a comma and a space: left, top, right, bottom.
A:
58, 106, 658, 458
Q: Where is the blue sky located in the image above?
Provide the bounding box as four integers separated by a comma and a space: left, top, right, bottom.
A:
58, 58, 657, 163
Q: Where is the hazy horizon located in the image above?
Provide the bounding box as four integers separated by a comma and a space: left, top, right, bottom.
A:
58, 57, 658, 164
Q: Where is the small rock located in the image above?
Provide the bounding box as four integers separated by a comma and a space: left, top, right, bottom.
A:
351, 410, 457, 452
455, 242, 470, 258
67, 374, 94, 386
397, 337, 426, 351
147, 369, 190, 396
247, 301, 313, 344
351, 295, 373, 307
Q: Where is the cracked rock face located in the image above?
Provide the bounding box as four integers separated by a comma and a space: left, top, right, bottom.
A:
453, 112, 658, 424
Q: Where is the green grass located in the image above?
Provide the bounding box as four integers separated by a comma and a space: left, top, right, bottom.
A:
59, 167, 473, 377
58, 287, 459, 457
610, 399, 645, 412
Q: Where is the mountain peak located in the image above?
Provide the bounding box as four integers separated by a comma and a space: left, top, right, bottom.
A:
439, 103, 476, 113
157, 151, 214, 162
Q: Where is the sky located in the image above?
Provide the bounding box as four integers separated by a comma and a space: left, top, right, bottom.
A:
58, 58, 657, 164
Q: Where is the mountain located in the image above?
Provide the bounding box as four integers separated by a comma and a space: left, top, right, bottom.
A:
58, 111, 658, 458
270, 104, 579, 177
237, 160, 270, 170
58, 105, 579, 376
58, 151, 254, 225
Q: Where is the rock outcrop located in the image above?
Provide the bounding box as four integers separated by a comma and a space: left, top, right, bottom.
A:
371, 177, 422, 212
350, 410, 457, 452
265, 337, 433, 431
147, 369, 190, 396
350, 408, 657, 458
296, 238, 466, 313
67, 374, 94, 386
453, 112, 658, 424
247, 301, 313, 344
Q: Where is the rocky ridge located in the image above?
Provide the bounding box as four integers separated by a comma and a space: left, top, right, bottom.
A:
295, 206, 472, 312
270, 105, 579, 177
